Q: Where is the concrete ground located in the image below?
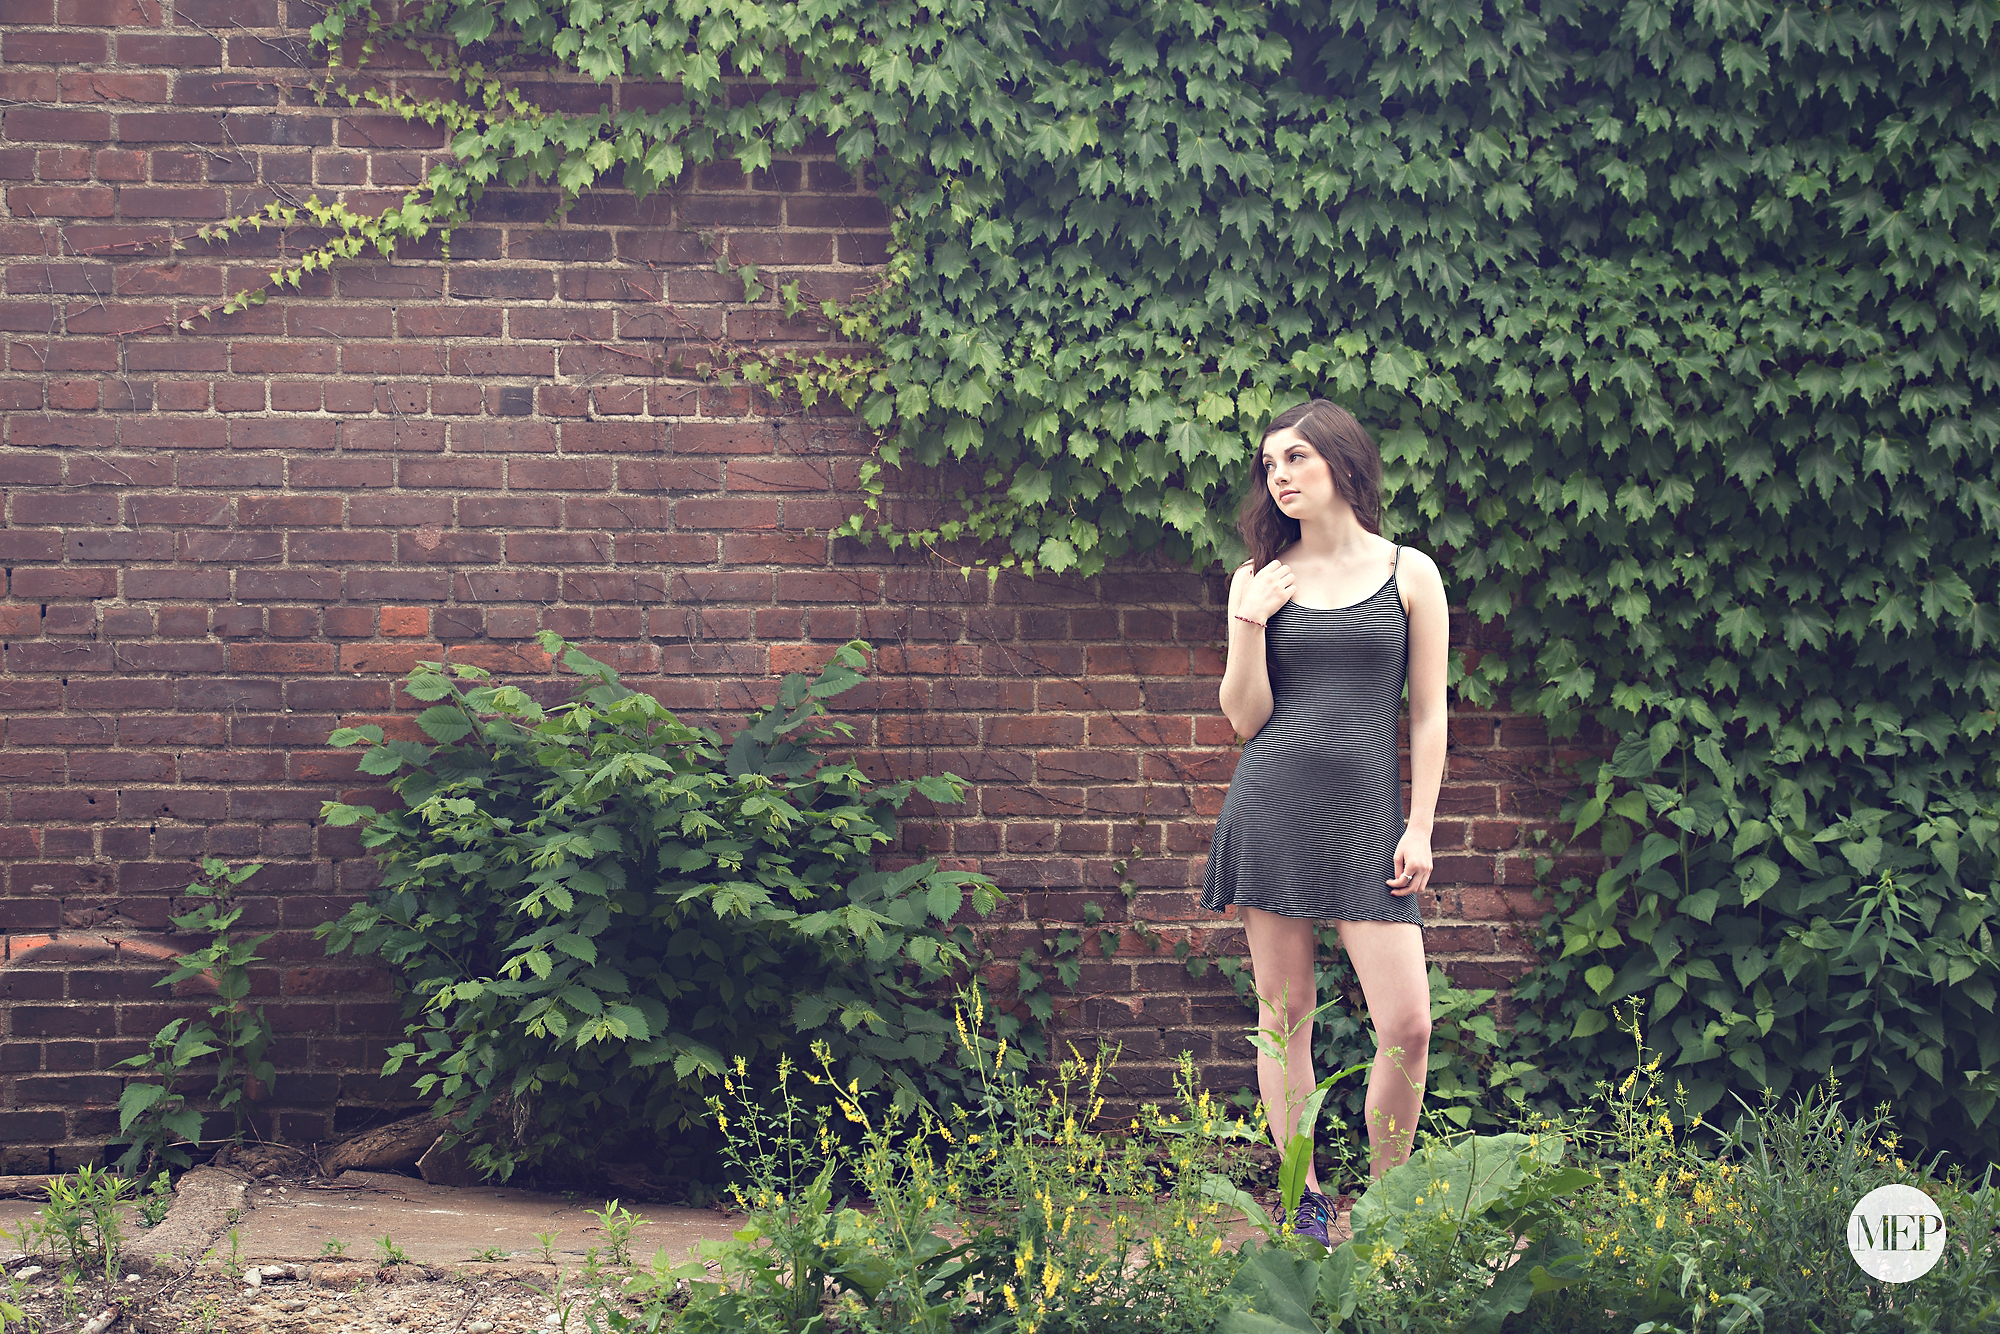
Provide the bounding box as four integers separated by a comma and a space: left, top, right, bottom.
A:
230, 1169, 743, 1268
0, 1196, 44, 1237
5, 1169, 1343, 1271
4, 1167, 1348, 1333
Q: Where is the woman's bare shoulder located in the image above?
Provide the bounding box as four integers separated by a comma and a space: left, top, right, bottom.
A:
1395, 545, 1443, 580
1394, 545, 1449, 608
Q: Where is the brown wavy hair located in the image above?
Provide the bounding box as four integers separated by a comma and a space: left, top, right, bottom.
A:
1237, 399, 1385, 571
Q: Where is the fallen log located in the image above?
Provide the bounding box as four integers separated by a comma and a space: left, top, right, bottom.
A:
318, 1116, 442, 1177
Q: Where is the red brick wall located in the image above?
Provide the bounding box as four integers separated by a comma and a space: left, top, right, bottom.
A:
0, 1, 1561, 1171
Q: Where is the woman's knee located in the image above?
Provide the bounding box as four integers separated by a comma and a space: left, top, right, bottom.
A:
1374, 1010, 1432, 1061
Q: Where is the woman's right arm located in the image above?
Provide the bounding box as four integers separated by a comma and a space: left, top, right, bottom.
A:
1219, 561, 1292, 740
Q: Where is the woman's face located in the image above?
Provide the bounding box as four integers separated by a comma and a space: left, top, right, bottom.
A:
1261, 427, 1336, 518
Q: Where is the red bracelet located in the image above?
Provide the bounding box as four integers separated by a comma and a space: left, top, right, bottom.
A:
1233, 614, 1266, 629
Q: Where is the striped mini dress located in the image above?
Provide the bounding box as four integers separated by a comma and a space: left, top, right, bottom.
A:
1200, 548, 1422, 924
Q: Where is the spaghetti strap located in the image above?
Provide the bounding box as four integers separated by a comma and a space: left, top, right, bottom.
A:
1391, 544, 1402, 575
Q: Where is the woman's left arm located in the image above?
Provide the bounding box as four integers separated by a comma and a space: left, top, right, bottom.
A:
1390, 549, 1450, 898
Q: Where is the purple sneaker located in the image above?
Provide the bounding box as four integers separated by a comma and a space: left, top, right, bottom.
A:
1292, 1189, 1333, 1247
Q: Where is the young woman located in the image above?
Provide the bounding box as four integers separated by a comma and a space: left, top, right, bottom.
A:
1201, 399, 1449, 1247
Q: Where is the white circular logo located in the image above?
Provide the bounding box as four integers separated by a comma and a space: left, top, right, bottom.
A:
1847, 1184, 1946, 1282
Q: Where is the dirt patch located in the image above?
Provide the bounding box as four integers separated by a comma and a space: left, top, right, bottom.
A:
5, 1255, 648, 1334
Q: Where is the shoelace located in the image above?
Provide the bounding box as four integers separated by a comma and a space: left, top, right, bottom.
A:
1293, 1191, 1329, 1231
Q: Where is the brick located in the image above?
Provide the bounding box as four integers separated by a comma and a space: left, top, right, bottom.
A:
60, 69, 169, 102
233, 342, 337, 374
837, 232, 889, 264
677, 496, 779, 530
564, 495, 669, 530
459, 496, 562, 528
396, 306, 500, 338
125, 569, 228, 599
510, 307, 618, 342
0, 447, 61, 485
379, 606, 429, 636
336, 115, 447, 149
340, 419, 446, 452
175, 750, 286, 782
240, 494, 341, 526
448, 420, 557, 453
288, 306, 394, 341
699, 523, 821, 565
348, 494, 448, 527
456, 570, 559, 602
116, 111, 227, 144
446, 267, 555, 300
220, 112, 331, 147
677, 195, 782, 227
288, 531, 394, 563
509, 457, 612, 490
447, 345, 555, 377
0, 529, 58, 560
129, 494, 228, 525
66, 529, 171, 561
116, 32, 218, 64
727, 458, 842, 491
289, 457, 391, 490
123, 342, 224, 374
179, 530, 283, 562
172, 72, 280, 106
559, 270, 665, 303
57, 0, 163, 22
394, 530, 500, 563
505, 532, 611, 563
671, 421, 773, 454
618, 458, 722, 492
8, 185, 114, 217
346, 570, 449, 601
229, 643, 336, 673
10, 339, 117, 373
112, 640, 230, 674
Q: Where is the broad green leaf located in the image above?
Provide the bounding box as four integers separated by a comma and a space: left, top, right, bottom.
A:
415, 706, 473, 744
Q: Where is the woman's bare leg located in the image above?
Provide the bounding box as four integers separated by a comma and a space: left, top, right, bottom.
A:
1335, 919, 1431, 1177
1240, 905, 1323, 1195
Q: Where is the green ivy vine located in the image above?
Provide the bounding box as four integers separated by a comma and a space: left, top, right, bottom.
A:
259, 0, 2000, 1161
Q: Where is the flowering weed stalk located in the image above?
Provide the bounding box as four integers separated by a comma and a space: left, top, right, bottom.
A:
672, 986, 1256, 1333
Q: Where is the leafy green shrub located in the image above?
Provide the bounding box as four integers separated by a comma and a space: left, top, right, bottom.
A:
110, 858, 276, 1177
1519, 691, 2000, 1165
317, 633, 1005, 1180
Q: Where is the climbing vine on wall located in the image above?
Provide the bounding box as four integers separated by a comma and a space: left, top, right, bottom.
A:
276, 0, 2000, 1160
